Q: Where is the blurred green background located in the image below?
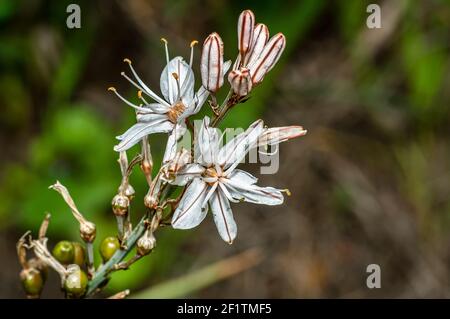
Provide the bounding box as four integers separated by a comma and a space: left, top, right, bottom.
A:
1, 0, 450, 298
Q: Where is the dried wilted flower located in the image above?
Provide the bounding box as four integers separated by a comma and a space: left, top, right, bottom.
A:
49, 181, 96, 243
136, 230, 156, 256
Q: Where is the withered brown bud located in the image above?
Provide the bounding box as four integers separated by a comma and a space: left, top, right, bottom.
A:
112, 194, 129, 216
144, 193, 158, 209
80, 221, 96, 243
123, 184, 135, 200
136, 231, 156, 256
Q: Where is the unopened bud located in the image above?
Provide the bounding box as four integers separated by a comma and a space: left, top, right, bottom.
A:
201, 32, 225, 93
228, 68, 252, 96
250, 33, 286, 85
237, 10, 255, 60
246, 23, 269, 66
112, 194, 129, 216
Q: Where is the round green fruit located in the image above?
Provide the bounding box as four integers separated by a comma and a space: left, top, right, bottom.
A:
64, 267, 88, 298
99, 236, 120, 262
53, 241, 75, 264
21, 268, 44, 298
72, 242, 86, 267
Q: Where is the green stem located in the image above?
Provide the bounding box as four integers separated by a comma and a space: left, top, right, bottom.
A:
211, 89, 233, 127
86, 216, 148, 296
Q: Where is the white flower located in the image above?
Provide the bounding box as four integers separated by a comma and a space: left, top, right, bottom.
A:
110, 39, 209, 159
170, 117, 288, 244
228, 10, 286, 95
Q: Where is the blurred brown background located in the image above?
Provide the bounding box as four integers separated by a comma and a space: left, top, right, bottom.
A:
1, 0, 450, 298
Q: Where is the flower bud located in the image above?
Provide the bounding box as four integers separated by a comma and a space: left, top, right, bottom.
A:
246, 23, 269, 66
112, 194, 129, 217
64, 265, 88, 299
237, 10, 255, 60
228, 68, 252, 96
136, 232, 156, 256
52, 241, 75, 265
201, 32, 225, 92
72, 242, 86, 267
257, 125, 307, 147
99, 236, 120, 262
20, 268, 44, 298
250, 33, 286, 85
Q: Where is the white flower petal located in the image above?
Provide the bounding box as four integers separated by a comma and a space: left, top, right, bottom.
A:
223, 60, 232, 74
170, 163, 205, 186
223, 176, 284, 206
114, 118, 173, 152
162, 124, 187, 163
228, 169, 258, 185
160, 56, 194, 104
197, 117, 221, 166
190, 85, 210, 115
145, 103, 171, 114
209, 188, 237, 244
171, 179, 209, 229
219, 119, 264, 172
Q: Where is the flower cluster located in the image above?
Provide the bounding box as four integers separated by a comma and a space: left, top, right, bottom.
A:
108, 9, 306, 244
17, 9, 306, 299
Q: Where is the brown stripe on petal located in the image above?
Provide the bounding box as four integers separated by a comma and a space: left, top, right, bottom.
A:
201, 34, 213, 90
246, 23, 269, 66
250, 33, 286, 85
213, 35, 223, 91
201, 33, 224, 92
238, 10, 255, 61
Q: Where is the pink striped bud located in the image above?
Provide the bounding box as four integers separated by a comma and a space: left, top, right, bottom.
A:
246, 23, 269, 66
249, 33, 286, 85
257, 126, 307, 147
228, 68, 252, 97
237, 10, 255, 60
201, 32, 225, 93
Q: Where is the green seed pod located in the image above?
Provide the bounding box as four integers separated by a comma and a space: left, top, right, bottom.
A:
28, 258, 49, 282
99, 236, 120, 262
53, 240, 75, 265
72, 242, 86, 267
52, 241, 75, 264
64, 265, 88, 299
20, 268, 44, 298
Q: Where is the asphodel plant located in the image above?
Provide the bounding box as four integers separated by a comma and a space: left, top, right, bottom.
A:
17, 9, 307, 299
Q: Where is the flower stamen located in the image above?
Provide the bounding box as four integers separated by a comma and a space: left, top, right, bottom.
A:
189, 40, 198, 67
108, 86, 144, 111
